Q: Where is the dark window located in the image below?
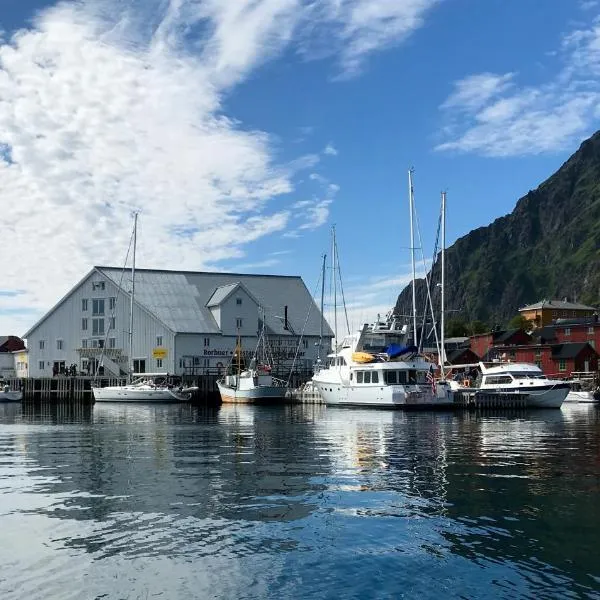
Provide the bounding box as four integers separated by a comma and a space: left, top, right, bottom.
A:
357, 372, 363, 384
385, 371, 397, 385
371, 371, 379, 384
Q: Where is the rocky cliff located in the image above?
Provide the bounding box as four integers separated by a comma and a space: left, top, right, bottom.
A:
395, 130, 600, 327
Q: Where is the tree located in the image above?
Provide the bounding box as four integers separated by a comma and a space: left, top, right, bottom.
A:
508, 314, 531, 331
445, 318, 468, 337
469, 320, 488, 335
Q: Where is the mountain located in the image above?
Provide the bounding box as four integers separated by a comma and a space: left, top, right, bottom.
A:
395, 130, 600, 328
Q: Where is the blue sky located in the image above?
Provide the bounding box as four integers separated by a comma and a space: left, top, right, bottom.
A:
1, 0, 600, 336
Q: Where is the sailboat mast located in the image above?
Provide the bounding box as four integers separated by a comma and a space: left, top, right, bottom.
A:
128, 212, 138, 384
318, 253, 327, 363
440, 191, 446, 377
408, 169, 418, 347
332, 226, 338, 349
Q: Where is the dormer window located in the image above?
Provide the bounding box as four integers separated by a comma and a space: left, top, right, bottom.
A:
92, 281, 105, 291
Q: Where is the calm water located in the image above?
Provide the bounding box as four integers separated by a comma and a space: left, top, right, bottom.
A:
0, 403, 599, 600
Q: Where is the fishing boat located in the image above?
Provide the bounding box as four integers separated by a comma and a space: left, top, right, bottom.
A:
0, 381, 22, 402
92, 214, 196, 403
216, 314, 288, 404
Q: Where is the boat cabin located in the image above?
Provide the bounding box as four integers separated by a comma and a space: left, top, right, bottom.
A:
350, 369, 428, 385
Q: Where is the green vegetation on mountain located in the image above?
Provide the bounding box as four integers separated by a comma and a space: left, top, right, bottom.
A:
395, 130, 600, 327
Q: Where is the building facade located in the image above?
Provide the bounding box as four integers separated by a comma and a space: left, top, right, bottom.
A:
519, 300, 596, 328
24, 267, 334, 378
0, 336, 26, 378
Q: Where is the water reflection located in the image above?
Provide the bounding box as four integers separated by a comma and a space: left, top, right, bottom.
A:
0, 403, 598, 599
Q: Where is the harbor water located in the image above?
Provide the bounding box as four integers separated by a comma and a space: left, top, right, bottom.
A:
0, 403, 599, 599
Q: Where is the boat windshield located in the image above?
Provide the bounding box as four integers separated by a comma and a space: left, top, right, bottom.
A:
508, 372, 546, 380
356, 332, 407, 354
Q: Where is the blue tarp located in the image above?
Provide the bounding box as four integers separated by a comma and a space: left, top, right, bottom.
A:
385, 344, 417, 358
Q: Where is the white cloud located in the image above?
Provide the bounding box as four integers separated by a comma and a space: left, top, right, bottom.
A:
581, 1, 599, 11
0, 0, 441, 335
323, 142, 338, 156
437, 18, 600, 156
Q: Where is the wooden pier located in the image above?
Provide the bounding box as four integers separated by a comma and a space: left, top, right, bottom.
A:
454, 390, 529, 409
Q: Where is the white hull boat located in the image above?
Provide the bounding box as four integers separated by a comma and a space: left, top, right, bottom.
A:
217, 372, 287, 405
0, 387, 22, 402
450, 362, 569, 408
93, 374, 196, 403
564, 390, 597, 403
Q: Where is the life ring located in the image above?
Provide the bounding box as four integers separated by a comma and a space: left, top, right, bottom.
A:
462, 379, 470, 387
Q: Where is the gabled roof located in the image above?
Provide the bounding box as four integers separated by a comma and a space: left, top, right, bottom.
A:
531, 326, 556, 343
520, 299, 596, 311
206, 282, 260, 309
551, 342, 597, 360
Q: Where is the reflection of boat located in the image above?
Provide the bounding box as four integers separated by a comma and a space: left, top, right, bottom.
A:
217, 314, 288, 405
93, 373, 197, 403
0, 382, 22, 402
451, 362, 569, 409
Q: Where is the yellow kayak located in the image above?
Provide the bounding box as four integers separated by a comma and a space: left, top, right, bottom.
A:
352, 352, 376, 364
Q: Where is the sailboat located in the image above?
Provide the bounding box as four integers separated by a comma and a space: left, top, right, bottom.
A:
92, 214, 196, 403
216, 311, 288, 404
311, 174, 454, 409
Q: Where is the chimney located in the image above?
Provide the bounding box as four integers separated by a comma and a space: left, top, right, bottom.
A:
284, 305, 289, 330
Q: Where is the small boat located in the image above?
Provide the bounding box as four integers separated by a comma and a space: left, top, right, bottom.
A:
0, 382, 22, 402
564, 375, 600, 403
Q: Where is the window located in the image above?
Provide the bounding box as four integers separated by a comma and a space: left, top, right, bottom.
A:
92, 298, 105, 316
364, 372, 371, 384
357, 371, 363, 384
81, 339, 88, 349
92, 281, 105, 291
109, 317, 115, 330
82, 318, 88, 331
204, 337, 210, 347
588, 327, 594, 335
236, 298, 242, 305
194, 356, 201, 366
92, 318, 105, 336
398, 371, 408, 384
203, 358, 209, 368
39, 340, 45, 350
564, 328, 571, 337
156, 336, 163, 347
108, 338, 116, 349
535, 349, 542, 359
109, 297, 116, 310
371, 371, 379, 384
236, 318, 243, 329
56, 340, 63, 350
385, 371, 398, 385
302, 339, 308, 349
82, 299, 88, 311
559, 359, 566, 372
39, 361, 45, 370
156, 358, 163, 368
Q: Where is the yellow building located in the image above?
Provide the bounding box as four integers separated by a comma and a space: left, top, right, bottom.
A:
519, 299, 596, 328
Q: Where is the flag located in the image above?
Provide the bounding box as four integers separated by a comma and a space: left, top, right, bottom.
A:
426, 370, 437, 394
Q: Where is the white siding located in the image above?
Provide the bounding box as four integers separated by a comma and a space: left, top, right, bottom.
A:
25, 270, 174, 377
218, 288, 259, 337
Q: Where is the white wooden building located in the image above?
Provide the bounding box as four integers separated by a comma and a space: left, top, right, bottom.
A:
23, 267, 333, 378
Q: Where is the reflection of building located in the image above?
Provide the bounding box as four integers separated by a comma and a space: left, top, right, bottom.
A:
24, 267, 333, 377
519, 299, 596, 328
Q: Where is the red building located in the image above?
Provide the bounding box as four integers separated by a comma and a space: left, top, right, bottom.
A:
470, 329, 532, 359
0, 336, 25, 353
486, 342, 598, 377
534, 316, 600, 350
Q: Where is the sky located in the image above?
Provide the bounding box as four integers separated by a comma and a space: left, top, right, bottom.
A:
2, 0, 600, 338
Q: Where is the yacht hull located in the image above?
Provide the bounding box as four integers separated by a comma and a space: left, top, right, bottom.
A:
313, 380, 454, 409
470, 384, 569, 409
217, 381, 287, 404
92, 386, 190, 403
0, 390, 22, 402
564, 390, 598, 403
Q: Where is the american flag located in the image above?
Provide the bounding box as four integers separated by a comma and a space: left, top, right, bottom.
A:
426, 370, 437, 393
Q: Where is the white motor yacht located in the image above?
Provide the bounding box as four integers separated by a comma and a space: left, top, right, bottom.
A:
312, 318, 453, 409
451, 362, 569, 408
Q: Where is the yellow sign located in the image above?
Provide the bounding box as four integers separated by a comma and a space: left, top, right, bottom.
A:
152, 347, 168, 359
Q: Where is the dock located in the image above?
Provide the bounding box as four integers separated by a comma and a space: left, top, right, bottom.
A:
454, 390, 529, 409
